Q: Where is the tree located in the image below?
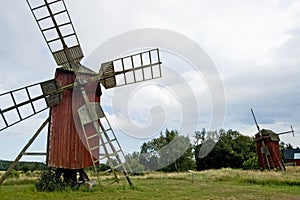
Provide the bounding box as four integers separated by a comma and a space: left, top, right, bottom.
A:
139, 129, 195, 172
125, 152, 145, 174
194, 129, 256, 170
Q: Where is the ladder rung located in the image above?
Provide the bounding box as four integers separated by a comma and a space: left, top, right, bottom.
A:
99, 139, 117, 147
99, 150, 122, 158
87, 133, 98, 140
103, 168, 112, 174
89, 146, 99, 151
113, 163, 124, 170
100, 128, 112, 133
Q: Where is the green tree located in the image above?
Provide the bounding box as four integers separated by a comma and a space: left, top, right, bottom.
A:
140, 129, 195, 172
125, 152, 145, 174
195, 129, 256, 170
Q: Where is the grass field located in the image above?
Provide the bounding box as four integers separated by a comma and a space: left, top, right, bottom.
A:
1, 168, 300, 200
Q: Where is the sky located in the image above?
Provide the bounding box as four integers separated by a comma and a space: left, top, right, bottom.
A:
0, 0, 300, 162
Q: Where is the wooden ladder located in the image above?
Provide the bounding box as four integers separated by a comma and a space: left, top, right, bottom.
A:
78, 90, 133, 187
261, 146, 274, 170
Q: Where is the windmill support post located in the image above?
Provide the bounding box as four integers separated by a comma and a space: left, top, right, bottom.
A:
0, 118, 49, 185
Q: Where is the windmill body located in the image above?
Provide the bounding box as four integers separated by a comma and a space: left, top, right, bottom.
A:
48, 68, 101, 169
254, 129, 284, 170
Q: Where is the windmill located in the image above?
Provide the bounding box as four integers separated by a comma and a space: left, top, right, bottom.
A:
0, 0, 162, 187
250, 108, 294, 171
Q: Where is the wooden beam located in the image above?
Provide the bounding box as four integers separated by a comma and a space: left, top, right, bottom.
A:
0, 118, 49, 185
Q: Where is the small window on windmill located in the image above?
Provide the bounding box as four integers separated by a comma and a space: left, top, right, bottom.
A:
294, 153, 300, 159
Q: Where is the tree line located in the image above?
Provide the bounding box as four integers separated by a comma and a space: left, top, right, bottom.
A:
0, 160, 47, 172
125, 128, 295, 173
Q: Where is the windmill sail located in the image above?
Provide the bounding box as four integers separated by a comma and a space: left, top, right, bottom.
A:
26, 0, 83, 71
100, 49, 162, 89
0, 79, 61, 131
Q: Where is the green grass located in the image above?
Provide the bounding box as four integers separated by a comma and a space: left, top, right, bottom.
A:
1, 168, 300, 200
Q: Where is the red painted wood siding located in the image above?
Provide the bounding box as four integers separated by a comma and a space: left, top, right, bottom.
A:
255, 136, 282, 169
47, 68, 101, 169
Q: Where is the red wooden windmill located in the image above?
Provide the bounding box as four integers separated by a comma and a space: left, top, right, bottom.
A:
251, 109, 294, 171
0, 0, 162, 187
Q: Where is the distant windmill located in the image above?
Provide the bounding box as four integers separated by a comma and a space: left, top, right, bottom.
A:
250, 108, 294, 171
0, 0, 162, 187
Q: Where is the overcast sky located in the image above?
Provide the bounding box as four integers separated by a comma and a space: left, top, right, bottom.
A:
0, 0, 299, 161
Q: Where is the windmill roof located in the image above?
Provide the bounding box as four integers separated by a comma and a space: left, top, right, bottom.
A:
255, 129, 280, 141
58, 65, 96, 75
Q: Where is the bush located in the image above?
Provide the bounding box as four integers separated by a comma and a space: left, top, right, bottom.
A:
35, 169, 66, 192
242, 156, 260, 170
7, 169, 19, 179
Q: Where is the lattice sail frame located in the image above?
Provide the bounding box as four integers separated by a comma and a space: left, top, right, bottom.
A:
100, 49, 162, 89
26, 0, 84, 70
0, 80, 60, 131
